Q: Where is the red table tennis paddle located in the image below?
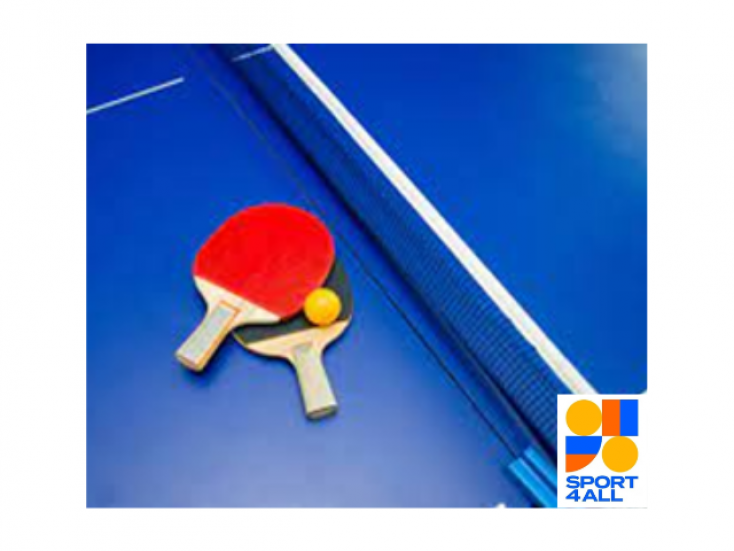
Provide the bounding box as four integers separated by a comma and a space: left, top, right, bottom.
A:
234, 259, 353, 419
176, 204, 335, 372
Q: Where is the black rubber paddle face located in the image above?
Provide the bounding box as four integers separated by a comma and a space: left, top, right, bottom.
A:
234, 259, 353, 346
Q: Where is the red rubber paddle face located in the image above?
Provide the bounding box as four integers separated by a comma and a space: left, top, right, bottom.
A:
193, 204, 335, 318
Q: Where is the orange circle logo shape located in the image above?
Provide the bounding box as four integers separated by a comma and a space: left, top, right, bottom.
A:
602, 436, 639, 472
566, 399, 602, 436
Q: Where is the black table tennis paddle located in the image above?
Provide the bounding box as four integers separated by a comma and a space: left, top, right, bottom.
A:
234, 260, 353, 420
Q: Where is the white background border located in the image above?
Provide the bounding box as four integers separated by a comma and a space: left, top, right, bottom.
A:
2, 0, 732, 549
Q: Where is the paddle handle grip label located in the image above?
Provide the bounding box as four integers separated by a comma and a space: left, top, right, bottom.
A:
176, 302, 238, 371
292, 343, 338, 420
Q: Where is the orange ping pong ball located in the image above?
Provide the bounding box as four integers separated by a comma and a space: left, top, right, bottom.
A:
304, 288, 342, 326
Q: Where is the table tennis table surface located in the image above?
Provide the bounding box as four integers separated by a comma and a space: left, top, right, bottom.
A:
87, 44, 646, 507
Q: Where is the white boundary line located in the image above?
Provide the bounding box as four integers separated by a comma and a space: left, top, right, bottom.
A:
273, 43, 596, 395
232, 45, 274, 63
86, 77, 185, 116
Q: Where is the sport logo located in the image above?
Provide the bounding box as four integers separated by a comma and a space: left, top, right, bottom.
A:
566, 399, 638, 472
557, 395, 646, 508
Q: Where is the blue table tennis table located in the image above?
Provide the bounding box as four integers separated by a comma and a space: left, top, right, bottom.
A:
87, 44, 646, 507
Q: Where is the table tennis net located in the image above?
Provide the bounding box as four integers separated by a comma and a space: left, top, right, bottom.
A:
216, 44, 569, 452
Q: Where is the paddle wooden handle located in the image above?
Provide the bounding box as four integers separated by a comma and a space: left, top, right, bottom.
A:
291, 343, 338, 420
176, 302, 238, 371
